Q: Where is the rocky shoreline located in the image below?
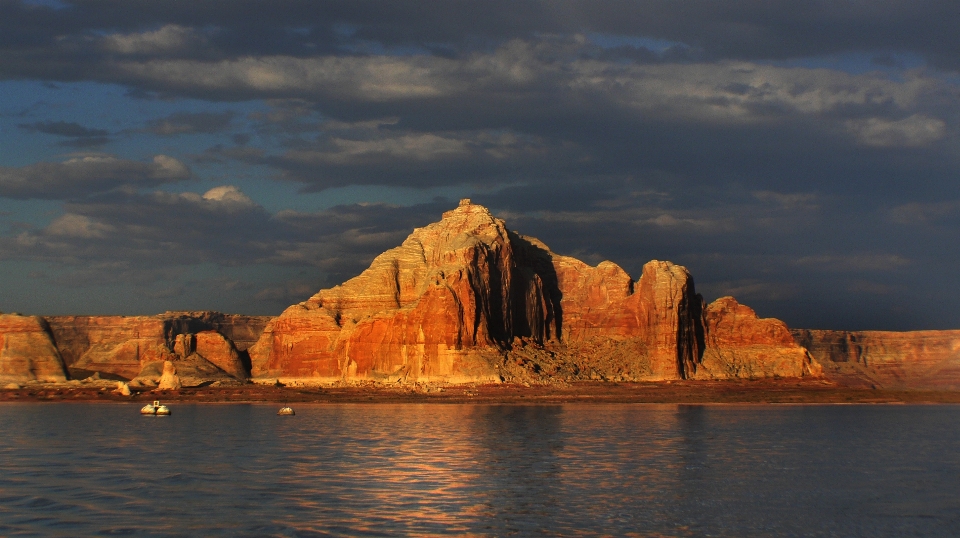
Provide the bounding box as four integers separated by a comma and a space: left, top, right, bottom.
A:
3, 379, 960, 405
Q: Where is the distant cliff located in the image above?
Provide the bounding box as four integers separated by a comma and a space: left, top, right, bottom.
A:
0, 312, 270, 386
793, 329, 960, 389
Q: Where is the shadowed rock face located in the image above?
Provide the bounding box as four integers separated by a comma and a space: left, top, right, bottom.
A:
793, 329, 960, 389
0, 314, 68, 383
250, 200, 807, 383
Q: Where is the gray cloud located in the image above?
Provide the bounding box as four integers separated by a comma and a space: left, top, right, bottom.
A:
162, 46, 951, 196
18, 120, 109, 138
145, 111, 235, 136
0, 154, 192, 199
0, 154, 191, 200
3, 1, 960, 67
0, 180, 956, 328
102, 24, 207, 56
1, 185, 445, 278
17, 120, 112, 148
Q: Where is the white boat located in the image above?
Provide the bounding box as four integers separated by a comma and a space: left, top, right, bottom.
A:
277, 406, 295, 416
141, 400, 171, 415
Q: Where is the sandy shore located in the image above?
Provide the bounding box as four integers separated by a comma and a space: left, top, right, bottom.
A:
2, 379, 960, 404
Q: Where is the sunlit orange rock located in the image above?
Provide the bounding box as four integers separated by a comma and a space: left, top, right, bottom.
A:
0, 314, 68, 383
251, 200, 709, 382
251, 199, 512, 381
526, 240, 704, 380
194, 330, 247, 379
697, 297, 821, 379
44, 312, 268, 381
45, 315, 175, 380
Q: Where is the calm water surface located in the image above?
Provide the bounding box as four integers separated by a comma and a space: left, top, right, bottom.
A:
0, 403, 958, 536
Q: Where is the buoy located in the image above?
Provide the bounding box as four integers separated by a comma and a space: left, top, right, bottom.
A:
277, 406, 295, 416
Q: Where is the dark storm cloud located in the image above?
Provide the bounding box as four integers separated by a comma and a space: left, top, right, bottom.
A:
262, 127, 584, 190
18, 120, 108, 138
3, 1, 959, 65
0, 185, 448, 286
0, 154, 192, 199
162, 46, 950, 197
144, 111, 234, 136
3, 1, 960, 97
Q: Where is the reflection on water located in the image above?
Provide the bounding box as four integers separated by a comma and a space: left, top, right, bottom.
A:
0, 403, 958, 536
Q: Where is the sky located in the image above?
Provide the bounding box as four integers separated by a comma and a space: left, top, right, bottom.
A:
1, 0, 960, 330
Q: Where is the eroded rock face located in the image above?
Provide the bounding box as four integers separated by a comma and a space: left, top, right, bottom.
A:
251, 200, 713, 382
793, 329, 960, 389
251, 200, 512, 382
0, 314, 68, 383
544, 254, 704, 380
162, 312, 272, 352
45, 316, 175, 380
44, 312, 267, 381
194, 331, 247, 379
697, 297, 821, 379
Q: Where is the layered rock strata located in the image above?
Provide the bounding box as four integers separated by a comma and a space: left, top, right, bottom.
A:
697, 297, 821, 379
42, 312, 268, 383
45, 315, 176, 380
250, 200, 519, 382
0, 314, 68, 384
251, 200, 812, 383
793, 329, 960, 389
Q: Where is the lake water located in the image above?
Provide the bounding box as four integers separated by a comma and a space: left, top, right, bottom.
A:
0, 403, 958, 537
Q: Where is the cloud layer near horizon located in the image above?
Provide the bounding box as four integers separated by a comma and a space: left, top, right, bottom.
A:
1, 0, 959, 329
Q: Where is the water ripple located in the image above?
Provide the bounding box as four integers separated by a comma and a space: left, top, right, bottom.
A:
0, 403, 958, 536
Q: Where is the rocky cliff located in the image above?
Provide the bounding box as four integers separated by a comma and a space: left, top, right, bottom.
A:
250, 200, 812, 383
698, 297, 821, 379
0, 314, 68, 384
793, 329, 960, 389
42, 312, 270, 383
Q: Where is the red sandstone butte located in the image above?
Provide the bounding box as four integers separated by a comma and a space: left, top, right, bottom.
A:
0, 314, 68, 384
250, 199, 517, 382
697, 297, 821, 379
250, 200, 808, 383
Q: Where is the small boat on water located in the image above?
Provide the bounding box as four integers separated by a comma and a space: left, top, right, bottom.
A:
141, 400, 171, 416
277, 406, 295, 416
